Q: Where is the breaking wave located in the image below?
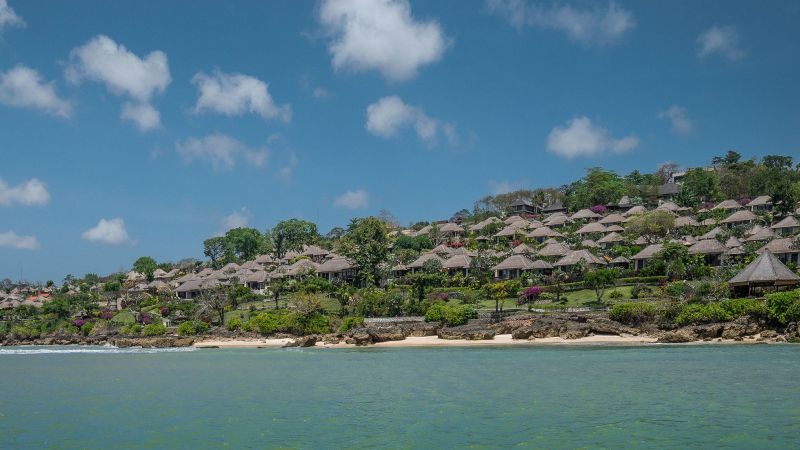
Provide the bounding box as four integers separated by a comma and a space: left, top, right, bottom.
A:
0, 345, 196, 355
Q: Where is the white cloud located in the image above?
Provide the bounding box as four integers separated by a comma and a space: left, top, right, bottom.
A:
0, 65, 72, 117
222, 207, 251, 231
175, 133, 268, 171
658, 105, 693, 136
81, 218, 132, 245
546, 116, 639, 159
334, 189, 369, 209
313, 87, 332, 99
0, 231, 39, 250
486, 0, 635, 46
365, 95, 455, 146
0, 177, 50, 206
191, 70, 291, 122
65, 35, 170, 130
489, 180, 524, 195
121, 101, 160, 131
697, 25, 744, 61
319, 0, 449, 82
0, 0, 24, 33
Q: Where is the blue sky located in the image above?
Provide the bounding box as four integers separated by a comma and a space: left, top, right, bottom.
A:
1, 0, 799, 282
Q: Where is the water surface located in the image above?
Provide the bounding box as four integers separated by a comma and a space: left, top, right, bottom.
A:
2, 345, 799, 448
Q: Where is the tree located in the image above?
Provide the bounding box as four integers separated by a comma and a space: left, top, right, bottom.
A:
518, 286, 543, 311
548, 270, 569, 303
224, 227, 265, 261
197, 288, 229, 325
270, 278, 290, 310
681, 168, 720, 203
484, 280, 520, 313
565, 168, 625, 209
338, 217, 390, 287
271, 219, 318, 258
377, 209, 401, 228
326, 227, 345, 240
132, 256, 158, 281
584, 269, 616, 302
625, 210, 675, 244
203, 237, 227, 269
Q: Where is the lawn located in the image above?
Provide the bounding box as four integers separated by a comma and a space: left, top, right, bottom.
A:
477, 285, 648, 311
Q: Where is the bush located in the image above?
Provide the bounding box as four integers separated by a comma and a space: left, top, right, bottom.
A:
766, 290, 800, 325
142, 323, 167, 336
226, 317, 243, 331
247, 311, 331, 335
609, 302, 657, 325
177, 320, 209, 336
630, 284, 653, 299
10, 325, 40, 339
719, 298, 767, 320
675, 303, 732, 326
120, 323, 142, 335
424, 302, 477, 326
112, 311, 136, 325
339, 316, 365, 333
80, 321, 95, 336
608, 290, 624, 300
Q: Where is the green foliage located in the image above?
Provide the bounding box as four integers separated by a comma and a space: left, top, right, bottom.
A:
675, 303, 732, 326
766, 290, 800, 325
120, 323, 142, 335
337, 217, 390, 286
10, 325, 40, 339
394, 235, 433, 251
226, 317, 243, 331
142, 323, 167, 336
565, 168, 625, 210
112, 310, 136, 325
247, 310, 330, 335
719, 298, 767, 320
608, 290, 624, 300
203, 236, 228, 269
583, 268, 617, 301
424, 302, 477, 326
177, 320, 209, 336
338, 316, 365, 333
133, 256, 158, 280
630, 284, 654, 299
609, 302, 657, 325
625, 211, 675, 244
224, 227, 267, 261
271, 219, 319, 258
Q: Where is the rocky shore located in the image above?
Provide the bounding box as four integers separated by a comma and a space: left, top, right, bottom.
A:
3, 313, 796, 348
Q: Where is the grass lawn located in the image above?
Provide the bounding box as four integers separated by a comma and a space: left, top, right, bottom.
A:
477, 285, 651, 311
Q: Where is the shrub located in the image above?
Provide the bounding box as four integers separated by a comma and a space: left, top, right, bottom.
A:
226, 317, 243, 331
766, 290, 800, 325
630, 284, 653, 299
10, 325, 40, 339
142, 323, 167, 336
675, 303, 732, 326
609, 302, 657, 325
339, 316, 365, 333
424, 302, 447, 323
112, 311, 136, 325
177, 320, 209, 336
120, 323, 142, 335
80, 321, 95, 336
425, 302, 477, 326
719, 298, 767, 320
608, 290, 624, 300
247, 311, 330, 335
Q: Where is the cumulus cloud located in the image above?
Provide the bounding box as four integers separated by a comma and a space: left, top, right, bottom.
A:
486, 0, 635, 46
0, 231, 39, 250
82, 218, 133, 245
546, 116, 639, 159
0, 177, 50, 206
489, 180, 524, 195
334, 189, 369, 209
697, 25, 745, 61
65, 35, 170, 130
658, 105, 693, 136
319, 0, 449, 82
0, 65, 72, 117
366, 95, 455, 146
175, 133, 268, 171
220, 207, 252, 234
191, 70, 291, 122
121, 101, 161, 131
0, 0, 24, 33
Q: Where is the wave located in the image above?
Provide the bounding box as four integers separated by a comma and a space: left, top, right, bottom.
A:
0, 345, 196, 355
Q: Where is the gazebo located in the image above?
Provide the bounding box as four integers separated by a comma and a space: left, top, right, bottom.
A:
729, 250, 800, 296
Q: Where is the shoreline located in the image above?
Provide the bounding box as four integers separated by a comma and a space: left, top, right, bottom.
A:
190, 333, 774, 349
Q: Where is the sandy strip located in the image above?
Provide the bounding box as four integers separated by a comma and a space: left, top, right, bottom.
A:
194, 334, 659, 349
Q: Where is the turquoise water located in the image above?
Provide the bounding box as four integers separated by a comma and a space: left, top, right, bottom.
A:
2, 345, 800, 448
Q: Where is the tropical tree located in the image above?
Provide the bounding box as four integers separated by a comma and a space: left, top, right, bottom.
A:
583, 269, 616, 303
224, 227, 266, 261
338, 217, 390, 287
132, 256, 158, 281
271, 219, 318, 258
625, 210, 675, 244
203, 237, 228, 269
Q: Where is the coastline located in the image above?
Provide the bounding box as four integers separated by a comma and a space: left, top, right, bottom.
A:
189, 333, 778, 349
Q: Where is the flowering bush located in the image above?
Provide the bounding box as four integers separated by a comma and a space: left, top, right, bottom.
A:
435, 292, 449, 301
72, 318, 86, 328
139, 313, 153, 325
99, 309, 113, 320
160, 307, 170, 316
590, 204, 608, 215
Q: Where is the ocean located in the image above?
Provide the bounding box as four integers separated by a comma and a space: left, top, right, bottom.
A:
2, 344, 799, 448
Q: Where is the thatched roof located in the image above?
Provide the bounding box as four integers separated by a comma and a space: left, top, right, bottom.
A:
720, 209, 757, 224
580, 239, 597, 248
242, 271, 269, 283
286, 259, 319, 276
688, 239, 728, 255
221, 262, 240, 273
301, 245, 330, 257
700, 227, 724, 240
714, 199, 743, 210
468, 216, 502, 232
538, 241, 571, 257
528, 226, 561, 238
598, 231, 624, 244
495, 222, 527, 237
575, 222, 607, 235
544, 215, 570, 227
610, 256, 630, 264
153, 268, 169, 279
623, 205, 647, 217
605, 224, 625, 233
439, 222, 465, 233
725, 236, 743, 248
729, 250, 800, 287
407, 253, 445, 269
255, 254, 275, 264
493, 254, 537, 271
174, 272, 199, 284
744, 227, 777, 242
747, 195, 772, 207
571, 209, 601, 220
504, 215, 525, 224
657, 201, 680, 212
599, 213, 625, 225
316, 257, 355, 274
512, 243, 536, 255
757, 238, 799, 255
632, 244, 663, 260
442, 254, 472, 270
674, 216, 700, 228
771, 215, 799, 230
554, 250, 606, 267
430, 244, 454, 256
700, 218, 718, 226
240, 260, 262, 271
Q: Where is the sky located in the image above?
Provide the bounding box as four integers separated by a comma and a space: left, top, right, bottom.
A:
1, 0, 799, 282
